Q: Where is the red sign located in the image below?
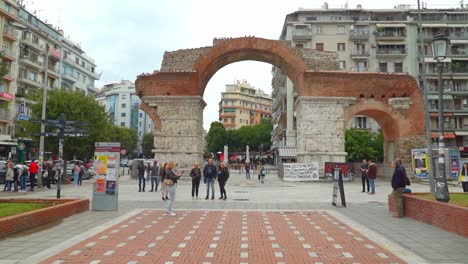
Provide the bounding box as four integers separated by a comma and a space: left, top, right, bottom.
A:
50, 48, 61, 60
0, 92, 14, 101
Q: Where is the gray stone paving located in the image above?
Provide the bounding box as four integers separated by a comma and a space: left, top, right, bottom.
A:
0, 167, 467, 264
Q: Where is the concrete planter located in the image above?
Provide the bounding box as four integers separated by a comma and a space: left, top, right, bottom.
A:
0, 198, 89, 238
388, 193, 468, 237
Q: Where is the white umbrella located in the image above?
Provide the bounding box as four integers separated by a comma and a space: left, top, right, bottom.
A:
245, 145, 250, 163
223, 145, 228, 163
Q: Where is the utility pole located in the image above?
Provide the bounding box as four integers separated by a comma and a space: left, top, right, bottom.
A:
37, 42, 50, 188
417, 0, 435, 193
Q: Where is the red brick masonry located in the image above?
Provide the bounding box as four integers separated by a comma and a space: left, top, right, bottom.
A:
41, 210, 405, 264
388, 193, 468, 237
0, 198, 89, 238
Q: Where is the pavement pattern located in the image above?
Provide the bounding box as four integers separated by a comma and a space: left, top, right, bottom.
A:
40, 210, 406, 264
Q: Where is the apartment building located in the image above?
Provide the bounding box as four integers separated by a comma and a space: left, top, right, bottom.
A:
0, 0, 20, 156
219, 80, 273, 130
273, 4, 468, 151
95, 80, 154, 155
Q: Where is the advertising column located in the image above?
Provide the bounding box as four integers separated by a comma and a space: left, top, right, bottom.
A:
92, 142, 121, 211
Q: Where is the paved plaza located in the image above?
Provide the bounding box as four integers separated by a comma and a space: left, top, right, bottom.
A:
0, 168, 467, 264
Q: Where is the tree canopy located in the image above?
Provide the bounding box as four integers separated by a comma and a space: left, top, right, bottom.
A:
18, 88, 138, 160
142, 133, 154, 158
205, 119, 273, 154
345, 128, 383, 162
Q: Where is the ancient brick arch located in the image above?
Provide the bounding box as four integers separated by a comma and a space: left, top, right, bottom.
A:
136, 37, 426, 168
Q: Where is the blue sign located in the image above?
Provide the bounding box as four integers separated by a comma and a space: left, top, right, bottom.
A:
17, 115, 30, 121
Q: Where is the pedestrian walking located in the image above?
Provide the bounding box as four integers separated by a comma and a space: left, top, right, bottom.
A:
73, 161, 81, 187
45, 162, 53, 189
3, 161, 13, 191
137, 160, 146, 192
164, 161, 183, 216
20, 163, 28, 192
149, 161, 160, 192
13, 165, 19, 192
459, 162, 468, 192
78, 162, 85, 186
29, 159, 38, 191
360, 159, 370, 193
258, 162, 267, 183
203, 158, 217, 200
218, 162, 229, 200
190, 163, 201, 199
367, 159, 377, 194
391, 159, 410, 218
245, 161, 251, 180
160, 163, 169, 200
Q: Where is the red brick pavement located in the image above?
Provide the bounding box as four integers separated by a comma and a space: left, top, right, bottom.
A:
40, 210, 406, 264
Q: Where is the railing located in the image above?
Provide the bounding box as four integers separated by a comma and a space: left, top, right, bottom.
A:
2, 49, 16, 58
0, 1, 18, 18
349, 30, 370, 39
62, 71, 78, 80
19, 53, 43, 68
350, 50, 370, 57
0, 111, 12, 121
21, 37, 44, 52
3, 25, 18, 39
377, 48, 407, 55
48, 64, 59, 74
375, 31, 406, 38
292, 28, 312, 40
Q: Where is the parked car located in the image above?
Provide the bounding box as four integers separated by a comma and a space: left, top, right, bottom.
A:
120, 159, 128, 167
126, 159, 133, 167
67, 160, 93, 181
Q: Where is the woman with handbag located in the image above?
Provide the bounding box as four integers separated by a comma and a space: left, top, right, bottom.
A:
217, 162, 229, 200
160, 162, 169, 200
4, 161, 14, 191
190, 163, 201, 199
164, 161, 184, 216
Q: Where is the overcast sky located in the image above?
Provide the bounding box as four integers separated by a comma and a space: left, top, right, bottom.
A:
27, 0, 463, 129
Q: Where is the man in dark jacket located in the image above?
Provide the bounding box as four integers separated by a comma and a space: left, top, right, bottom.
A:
367, 159, 377, 194
137, 160, 146, 192
203, 159, 217, 200
360, 159, 369, 193
391, 159, 409, 218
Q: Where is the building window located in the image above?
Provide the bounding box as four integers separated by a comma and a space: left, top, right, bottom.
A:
337, 43, 345, 51
316, 26, 322, 34
295, 43, 304, 48
379, 62, 388, 72
122, 94, 127, 99
355, 116, 367, 129
338, 26, 345, 34
357, 61, 367, 72
139, 113, 143, 118
122, 103, 126, 108
394, 62, 403, 73
120, 122, 125, 127
121, 113, 126, 117
306, 16, 317, 21
339, 61, 346, 69
316, 43, 324, 51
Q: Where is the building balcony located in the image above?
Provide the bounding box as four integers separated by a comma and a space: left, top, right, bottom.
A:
376, 48, 407, 58
2, 73, 14, 82
222, 122, 236, 128
349, 30, 370, 40
292, 29, 312, 41
271, 125, 285, 138
19, 54, 43, 71
350, 50, 370, 59
49, 47, 61, 61
3, 26, 18, 42
17, 76, 42, 88
83, 66, 100, 80
220, 113, 236, 118
20, 37, 45, 53
0, 2, 19, 21
2, 49, 16, 61
375, 31, 407, 41
62, 71, 78, 82
0, 110, 13, 122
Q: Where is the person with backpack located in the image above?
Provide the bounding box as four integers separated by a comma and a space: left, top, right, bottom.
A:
160, 162, 169, 200
258, 162, 267, 183
20, 163, 28, 192
217, 162, 229, 200
149, 161, 160, 192
391, 159, 411, 218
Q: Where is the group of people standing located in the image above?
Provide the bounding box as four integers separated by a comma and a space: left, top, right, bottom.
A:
3, 159, 38, 192
359, 159, 377, 194
242, 161, 267, 182
200, 159, 230, 200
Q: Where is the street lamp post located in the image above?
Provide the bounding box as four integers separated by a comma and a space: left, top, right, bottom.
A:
37, 43, 50, 188
432, 34, 450, 203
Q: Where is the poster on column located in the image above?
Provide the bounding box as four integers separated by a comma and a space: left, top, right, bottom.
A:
92, 142, 121, 211
450, 149, 460, 179
283, 163, 319, 181
411, 149, 429, 178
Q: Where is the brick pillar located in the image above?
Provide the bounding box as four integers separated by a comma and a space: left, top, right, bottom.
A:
295, 96, 356, 173
142, 96, 206, 168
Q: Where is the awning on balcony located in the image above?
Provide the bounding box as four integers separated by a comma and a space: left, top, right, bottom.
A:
427, 95, 453, 100
422, 23, 449, 27
455, 131, 468, 136
377, 41, 406, 45
376, 24, 406, 27
431, 132, 455, 139
448, 24, 468, 27
452, 57, 468, 61
277, 147, 296, 158
424, 57, 452, 63
451, 40, 468, 44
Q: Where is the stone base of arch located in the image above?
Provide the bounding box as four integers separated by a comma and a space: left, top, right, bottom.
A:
143, 96, 206, 168
295, 96, 356, 172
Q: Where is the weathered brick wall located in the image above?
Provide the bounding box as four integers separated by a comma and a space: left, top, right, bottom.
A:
388, 193, 468, 238
299, 48, 338, 71
160, 47, 212, 71
0, 199, 89, 238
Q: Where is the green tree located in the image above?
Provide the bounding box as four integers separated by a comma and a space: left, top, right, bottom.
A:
205, 122, 227, 154
345, 129, 384, 162
142, 133, 154, 158
109, 126, 138, 157
20, 88, 113, 160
